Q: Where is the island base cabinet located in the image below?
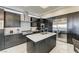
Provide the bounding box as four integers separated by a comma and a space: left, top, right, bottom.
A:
27, 35, 56, 53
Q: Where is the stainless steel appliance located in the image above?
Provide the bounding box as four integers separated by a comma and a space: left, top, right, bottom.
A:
40, 23, 48, 34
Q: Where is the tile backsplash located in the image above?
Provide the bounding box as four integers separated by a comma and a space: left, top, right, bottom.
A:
21, 21, 31, 31
4, 27, 21, 35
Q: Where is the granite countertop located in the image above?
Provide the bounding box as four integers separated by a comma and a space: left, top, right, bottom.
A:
26, 32, 56, 42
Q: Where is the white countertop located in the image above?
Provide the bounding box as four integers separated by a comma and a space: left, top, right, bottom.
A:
26, 32, 56, 42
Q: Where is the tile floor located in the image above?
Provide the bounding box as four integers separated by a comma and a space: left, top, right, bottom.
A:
50, 40, 75, 53
50, 34, 75, 53
0, 43, 27, 53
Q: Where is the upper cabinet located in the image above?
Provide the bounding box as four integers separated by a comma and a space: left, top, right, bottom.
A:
31, 17, 37, 27
21, 12, 30, 22
4, 11, 21, 27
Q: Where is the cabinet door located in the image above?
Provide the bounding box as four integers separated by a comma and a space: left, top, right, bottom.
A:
5, 34, 26, 49
31, 22, 37, 27
4, 11, 20, 27
5, 35, 16, 48
0, 29, 5, 50
31, 17, 37, 27
47, 18, 53, 32
37, 19, 40, 30
15, 34, 27, 44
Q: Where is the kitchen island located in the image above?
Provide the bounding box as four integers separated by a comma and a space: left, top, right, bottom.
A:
26, 32, 56, 53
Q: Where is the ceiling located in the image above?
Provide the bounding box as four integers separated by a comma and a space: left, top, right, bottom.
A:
19, 6, 60, 14
3, 6, 67, 17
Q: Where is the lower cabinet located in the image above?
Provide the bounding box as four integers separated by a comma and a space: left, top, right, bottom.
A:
5, 34, 27, 49
0, 29, 5, 51
67, 33, 73, 44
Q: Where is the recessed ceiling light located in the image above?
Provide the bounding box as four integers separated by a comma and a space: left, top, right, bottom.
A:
40, 6, 48, 9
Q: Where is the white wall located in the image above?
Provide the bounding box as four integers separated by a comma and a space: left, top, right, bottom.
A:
21, 22, 31, 31
0, 20, 4, 29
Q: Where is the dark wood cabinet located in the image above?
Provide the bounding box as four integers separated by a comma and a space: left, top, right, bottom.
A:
41, 18, 53, 32
0, 29, 5, 50
37, 19, 40, 30
4, 11, 20, 27
47, 18, 53, 32
31, 17, 37, 27
27, 35, 56, 53
5, 34, 27, 49
30, 17, 53, 32
31, 22, 37, 27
